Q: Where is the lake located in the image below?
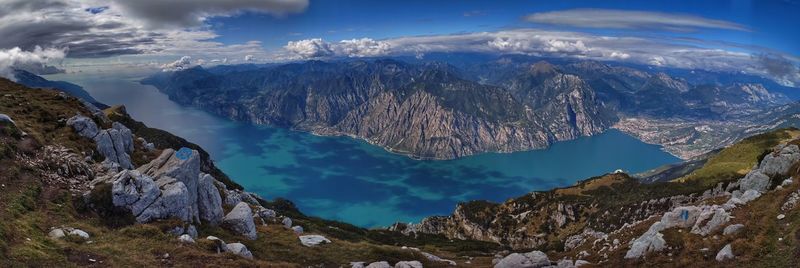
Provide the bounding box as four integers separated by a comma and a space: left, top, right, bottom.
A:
47, 72, 681, 227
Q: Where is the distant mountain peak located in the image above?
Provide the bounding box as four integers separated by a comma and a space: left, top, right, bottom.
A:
529, 61, 557, 76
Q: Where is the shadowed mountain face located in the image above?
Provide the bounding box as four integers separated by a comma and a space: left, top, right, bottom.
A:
12, 70, 108, 109
144, 57, 792, 159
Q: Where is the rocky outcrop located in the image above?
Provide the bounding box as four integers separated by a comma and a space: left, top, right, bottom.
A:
299, 235, 331, 247
138, 148, 202, 222
493, 250, 550, 268
111, 170, 160, 217
222, 202, 257, 240
624, 222, 667, 259
68, 115, 134, 169
715, 244, 734, 262
197, 173, 224, 225
226, 242, 253, 259
136, 177, 191, 222
760, 144, 800, 177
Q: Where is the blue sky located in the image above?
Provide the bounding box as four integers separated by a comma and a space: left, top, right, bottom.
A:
207, 0, 799, 55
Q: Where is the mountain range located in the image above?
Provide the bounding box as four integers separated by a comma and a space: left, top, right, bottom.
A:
143, 55, 796, 159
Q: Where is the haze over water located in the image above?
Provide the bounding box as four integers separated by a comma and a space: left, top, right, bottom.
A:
48, 72, 681, 227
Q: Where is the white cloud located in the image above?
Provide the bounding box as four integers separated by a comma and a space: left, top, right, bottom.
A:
524, 9, 750, 32
284, 38, 334, 59
0, 46, 66, 80
110, 0, 309, 27
338, 38, 391, 57
161, 56, 197, 72
244, 55, 255, 61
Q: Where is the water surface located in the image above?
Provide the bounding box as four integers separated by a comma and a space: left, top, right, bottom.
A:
47, 72, 681, 227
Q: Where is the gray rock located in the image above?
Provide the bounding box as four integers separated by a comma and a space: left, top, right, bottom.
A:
739, 170, 771, 192
197, 173, 224, 225
351, 262, 366, 268
111, 170, 159, 216
48, 228, 65, 239
67, 115, 99, 139
255, 207, 276, 222
226, 242, 253, 259
394, 261, 423, 268
94, 129, 133, 169
715, 244, 734, 262
178, 234, 195, 243
555, 259, 574, 268
494, 251, 550, 268
739, 189, 762, 204
760, 145, 800, 177
366, 261, 392, 268
691, 206, 730, 236
112, 122, 134, 153
136, 177, 191, 223
299, 235, 331, 247
723, 224, 744, 236
168, 226, 184, 236
661, 206, 702, 229
282, 217, 292, 228
0, 114, 14, 125
574, 260, 590, 267
291, 226, 303, 235
625, 222, 667, 259
222, 202, 257, 240
186, 225, 198, 239
69, 229, 90, 239
138, 148, 202, 222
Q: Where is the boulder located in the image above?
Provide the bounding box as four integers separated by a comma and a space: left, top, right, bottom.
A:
691, 206, 730, 236
555, 259, 574, 268
291, 226, 303, 235
111, 170, 159, 216
197, 173, 224, 225
67, 115, 99, 139
351, 262, 366, 268
715, 244, 734, 261
661, 206, 702, 229
186, 225, 198, 239
299, 235, 331, 247
625, 222, 667, 259
574, 260, 590, 267
48, 228, 65, 239
112, 122, 134, 153
494, 251, 550, 268
739, 170, 771, 192
136, 177, 191, 223
226, 242, 253, 259
69, 229, 90, 239
760, 145, 800, 177
723, 224, 744, 236
0, 114, 14, 125
206, 236, 228, 253
178, 234, 195, 244
255, 207, 276, 224
94, 129, 133, 169
365, 261, 392, 268
282, 217, 292, 228
222, 202, 257, 240
138, 148, 202, 222
738, 189, 762, 204
394, 261, 423, 268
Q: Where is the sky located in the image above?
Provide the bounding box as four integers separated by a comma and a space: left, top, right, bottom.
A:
0, 0, 798, 86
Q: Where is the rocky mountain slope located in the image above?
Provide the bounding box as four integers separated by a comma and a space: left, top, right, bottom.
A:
391, 128, 800, 266
0, 78, 499, 267
144, 57, 793, 160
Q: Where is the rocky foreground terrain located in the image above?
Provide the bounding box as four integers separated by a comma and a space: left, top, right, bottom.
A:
144, 56, 795, 160
2, 76, 800, 267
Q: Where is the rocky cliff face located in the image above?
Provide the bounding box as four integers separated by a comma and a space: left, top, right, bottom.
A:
145, 60, 610, 159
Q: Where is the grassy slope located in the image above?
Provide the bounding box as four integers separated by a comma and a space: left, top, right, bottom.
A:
0, 79, 497, 267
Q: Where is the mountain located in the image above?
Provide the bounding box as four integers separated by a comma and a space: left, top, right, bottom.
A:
12, 69, 108, 109
144, 59, 610, 159
145, 57, 794, 160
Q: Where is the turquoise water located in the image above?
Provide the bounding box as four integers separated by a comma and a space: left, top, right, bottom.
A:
47, 73, 681, 227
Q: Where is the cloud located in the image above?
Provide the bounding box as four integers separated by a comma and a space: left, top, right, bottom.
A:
755, 53, 800, 86
0, 46, 66, 80
244, 55, 255, 61
110, 0, 309, 27
524, 9, 749, 32
161, 56, 197, 72
284, 38, 334, 59
338, 38, 391, 57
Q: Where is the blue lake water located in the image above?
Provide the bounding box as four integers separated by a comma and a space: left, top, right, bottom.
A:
47, 72, 681, 227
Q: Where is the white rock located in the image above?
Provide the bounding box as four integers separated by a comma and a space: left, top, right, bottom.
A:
137, 148, 202, 222
291, 226, 303, 235
494, 251, 550, 268
625, 222, 667, 259
206, 236, 228, 253
69, 229, 90, 239
691, 207, 730, 236
282, 217, 292, 228
222, 202, 257, 240
197, 173, 224, 225
777, 214, 786, 220
394, 261, 423, 268
574, 260, 590, 267
48, 228, 65, 239
739, 170, 770, 193
723, 224, 744, 236
760, 145, 800, 177
299, 235, 331, 247
226, 242, 253, 259
67, 115, 99, 139
350, 262, 366, 268
366, 261, 392, 268
715, 244, 734, 262
178, 234, 195, 244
